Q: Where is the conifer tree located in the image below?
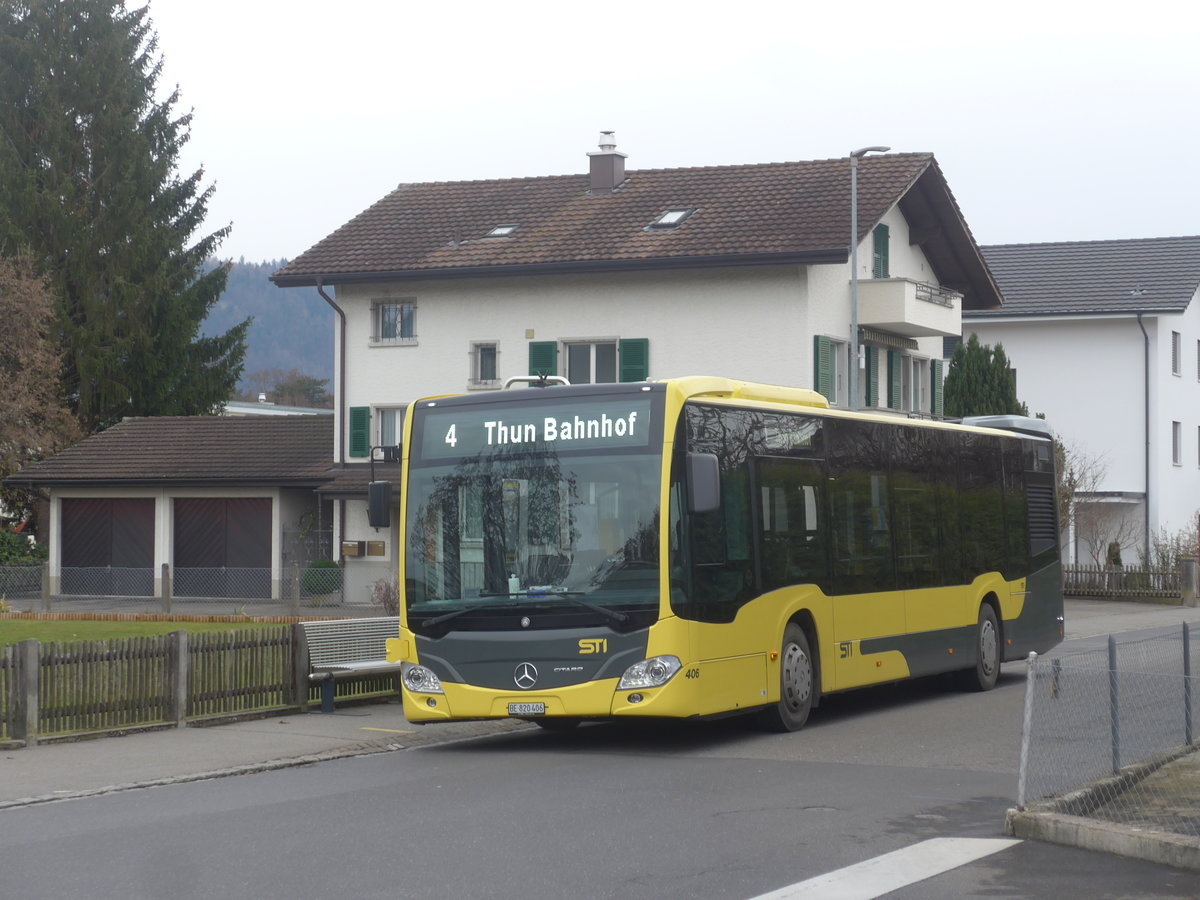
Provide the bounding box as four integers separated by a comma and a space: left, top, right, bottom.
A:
0, 0, 247, 431
943, 333, 1029, 418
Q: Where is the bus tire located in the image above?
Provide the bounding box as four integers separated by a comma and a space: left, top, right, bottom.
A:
757, 623, 814, 732
960, 604, 1000, 692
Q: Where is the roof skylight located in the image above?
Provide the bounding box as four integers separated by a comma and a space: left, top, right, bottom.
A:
486, 224, 519, 237
648, 208, 694, 229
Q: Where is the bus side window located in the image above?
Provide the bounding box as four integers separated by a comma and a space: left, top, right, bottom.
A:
757, 456, 827, 592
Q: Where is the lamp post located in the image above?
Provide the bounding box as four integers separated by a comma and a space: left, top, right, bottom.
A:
848, 145, 890, 411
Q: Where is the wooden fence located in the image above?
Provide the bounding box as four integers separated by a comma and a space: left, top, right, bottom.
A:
0, 625, 398, 747
1062, 564, 1182, 600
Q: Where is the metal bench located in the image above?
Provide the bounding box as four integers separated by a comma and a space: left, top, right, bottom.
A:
299, 616, 402, 713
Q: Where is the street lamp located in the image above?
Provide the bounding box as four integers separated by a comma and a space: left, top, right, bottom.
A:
848, 145, 890, 411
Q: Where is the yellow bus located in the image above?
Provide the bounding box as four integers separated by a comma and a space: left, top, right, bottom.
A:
384, 376, 1063, 731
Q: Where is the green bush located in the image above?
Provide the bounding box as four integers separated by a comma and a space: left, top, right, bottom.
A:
0, 528, 45, 565
301, 559, 343, 595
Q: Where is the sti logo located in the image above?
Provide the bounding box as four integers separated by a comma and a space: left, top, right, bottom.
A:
578, 638, 608, 655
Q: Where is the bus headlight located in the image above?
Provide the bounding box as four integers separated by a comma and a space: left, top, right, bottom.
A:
401, 663, 444, 694
618, 656, 681, 690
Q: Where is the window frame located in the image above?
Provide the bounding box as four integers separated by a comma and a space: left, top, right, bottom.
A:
469, 341, 500, 389
565, 339, 619, 384
1172, 420, 1183, 466
377, 406, 406, 449
371, 300, 418, 346
1171, 330, 1182, 376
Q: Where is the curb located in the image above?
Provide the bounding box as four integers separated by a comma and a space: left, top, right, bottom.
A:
0, 740, 405, 812
1006, 807, 1200, 872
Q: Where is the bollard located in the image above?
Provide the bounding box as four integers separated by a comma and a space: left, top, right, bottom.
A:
1109, 635, 1120, 774
1016, 651, 1038, 808
1182, 557, 1198, 608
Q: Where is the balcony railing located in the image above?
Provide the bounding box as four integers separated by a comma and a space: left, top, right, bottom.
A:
856, 277, 962, 337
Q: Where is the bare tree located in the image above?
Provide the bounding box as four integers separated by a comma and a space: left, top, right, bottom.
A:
0, 255, 82, 522
1057, 440, 1141, 566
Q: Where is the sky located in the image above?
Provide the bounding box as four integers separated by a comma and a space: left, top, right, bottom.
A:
146, 0, 1200, 264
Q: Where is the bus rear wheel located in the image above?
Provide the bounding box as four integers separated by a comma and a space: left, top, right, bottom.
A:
960, 604, 1000, 692
756, 623, 814, 732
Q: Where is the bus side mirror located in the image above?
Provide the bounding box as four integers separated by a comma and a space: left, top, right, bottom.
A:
686, 453, 721, 514
367, 481, 393, 529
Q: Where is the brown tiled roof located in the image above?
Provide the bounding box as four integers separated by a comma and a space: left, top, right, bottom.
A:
6, 416, 333, 487
974, 236, 1200, 317
316, 463, 400, 498
272, 152, 1001, 310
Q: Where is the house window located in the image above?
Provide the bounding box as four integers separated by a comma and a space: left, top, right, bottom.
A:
1171, 331, 1181, 375
813, 336, 849, 405
872, 224, 890, 278
528, 339, 648, 382
378, 407, 405, 448
485, 224, 518, 237
1195, 340, 1199, 381
1172, 420, 1182, 465
372, 301, 416, 344
568, 341, 617, 384
470, 342, 498, 387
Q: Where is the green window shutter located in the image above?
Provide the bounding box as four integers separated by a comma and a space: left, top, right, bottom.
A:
349, 406, 371, 458
887, 350, 902, 410
931, 359, 945, 417
619, 338, 649, 382
813, 335, 832, 401
528, 341, 558, 377
865, 346, 879, 407
872, 224, 890, 279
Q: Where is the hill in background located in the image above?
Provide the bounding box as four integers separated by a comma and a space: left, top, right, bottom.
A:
202, 259, 334, 392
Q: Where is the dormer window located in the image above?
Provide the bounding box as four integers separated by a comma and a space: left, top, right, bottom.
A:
486, 224, 519, 237
648, 208, 694, 229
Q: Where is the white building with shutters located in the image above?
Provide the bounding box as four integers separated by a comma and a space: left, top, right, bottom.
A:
272, 136, 1002, 601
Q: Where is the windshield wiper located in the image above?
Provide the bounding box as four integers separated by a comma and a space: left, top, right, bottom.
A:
424, 592, 630, 628
481, 590, 630, 625
421, 602, 517, 627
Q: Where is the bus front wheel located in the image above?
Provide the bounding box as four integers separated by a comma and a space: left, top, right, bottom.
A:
960, 604, 1000, 692
757, 623, 814, 732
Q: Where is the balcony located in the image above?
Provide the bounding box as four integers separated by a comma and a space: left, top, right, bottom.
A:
855, 278, 962, 338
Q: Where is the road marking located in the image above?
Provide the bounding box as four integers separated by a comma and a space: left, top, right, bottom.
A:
748, 837, 1021, 900
360, 727, 416, 734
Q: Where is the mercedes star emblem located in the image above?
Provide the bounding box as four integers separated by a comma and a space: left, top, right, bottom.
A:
514, 662, 538, 690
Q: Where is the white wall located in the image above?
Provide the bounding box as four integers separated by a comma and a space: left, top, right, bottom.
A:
967, 292, 1200, 551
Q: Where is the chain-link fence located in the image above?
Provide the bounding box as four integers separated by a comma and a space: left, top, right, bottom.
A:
0, 561, 378, 617
1017, 624, 1200, 838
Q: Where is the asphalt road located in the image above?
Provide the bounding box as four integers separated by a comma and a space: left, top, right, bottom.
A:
4, 599, 1200, 898
3, 663, 1198, 898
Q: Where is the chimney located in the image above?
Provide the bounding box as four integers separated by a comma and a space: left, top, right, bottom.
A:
587, 130, 627, 192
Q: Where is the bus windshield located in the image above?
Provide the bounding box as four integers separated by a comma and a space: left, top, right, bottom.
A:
403, 391, 663, 634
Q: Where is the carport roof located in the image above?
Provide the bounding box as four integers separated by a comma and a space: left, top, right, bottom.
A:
6, 416, 334, 487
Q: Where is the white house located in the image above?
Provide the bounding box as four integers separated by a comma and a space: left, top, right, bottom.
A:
271, 136, 1001, 602
967, 236, 1200, 565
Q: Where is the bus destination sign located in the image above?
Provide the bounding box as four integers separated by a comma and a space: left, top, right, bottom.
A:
419, 397, 655, 460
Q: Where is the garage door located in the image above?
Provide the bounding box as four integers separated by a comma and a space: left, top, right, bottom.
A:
174, 498, 272, 598
60, 498, 155, 596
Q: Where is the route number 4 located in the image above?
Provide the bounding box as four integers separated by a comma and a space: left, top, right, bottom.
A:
445, 424, 457, 447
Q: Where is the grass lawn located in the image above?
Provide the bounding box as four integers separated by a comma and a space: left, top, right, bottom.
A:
0, 619, 277, 647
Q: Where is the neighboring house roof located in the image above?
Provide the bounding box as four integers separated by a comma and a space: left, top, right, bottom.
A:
272, 152, 1002, 311
317, 463, 400, 499
6, 416, 333, 487
223, 400, 335, 417
973, 236, 1200, 318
